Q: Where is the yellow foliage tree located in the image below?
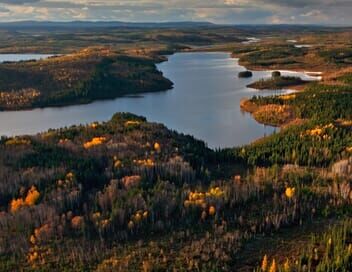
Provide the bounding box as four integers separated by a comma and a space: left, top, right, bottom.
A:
71, 216, 84, 229
10, 198, 25, 213
30, 235, 36, 245
83, 137, 106, 149
283, 259, 291, 272
25, 186, 40, 206
10, 186, 40, 213
261, 255, 268, 271
154, 142, 161, 152
269, 259, 277, 272
209, 205, 216, 216
134, 212, 142, 223
285, 187, 295, 199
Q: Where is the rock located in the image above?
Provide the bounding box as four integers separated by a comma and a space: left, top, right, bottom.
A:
272, 71, 281, 78
238, 71, 253, 78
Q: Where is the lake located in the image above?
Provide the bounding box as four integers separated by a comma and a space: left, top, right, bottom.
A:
0, 52, 318, 149
0, 54, 53, 63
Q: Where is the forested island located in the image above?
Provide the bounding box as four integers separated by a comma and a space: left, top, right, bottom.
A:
247, 76, 307, 90
1, 23, 352, 271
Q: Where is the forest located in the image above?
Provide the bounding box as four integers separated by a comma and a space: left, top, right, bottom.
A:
1, 25, 352, 271
0, 49, 173, 110
1, 112, 352, 271
247, 76, 307, 90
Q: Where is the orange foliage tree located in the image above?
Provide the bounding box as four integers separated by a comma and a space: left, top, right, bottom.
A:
10, 186, 40, 212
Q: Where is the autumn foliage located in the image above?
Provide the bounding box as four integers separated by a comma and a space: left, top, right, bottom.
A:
1, 111, 352, 271
83, 136, 106, 149
10, 186, 40, 212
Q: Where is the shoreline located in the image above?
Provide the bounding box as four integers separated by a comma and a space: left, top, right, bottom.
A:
240, 99, 298, 128
0, 49, 322, 112
0, 49, 324, 148
226, 51, 323, 129
0, 51, 282, 150
0, 52, 174, 112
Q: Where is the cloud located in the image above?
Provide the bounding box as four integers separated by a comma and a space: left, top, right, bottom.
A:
0, 6, 9, 13
0, 0, 39, 4
0, 0, 350, 25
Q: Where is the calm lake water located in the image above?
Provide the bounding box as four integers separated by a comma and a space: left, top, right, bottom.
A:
0, 54, 53, 63
0, 52, 318, 149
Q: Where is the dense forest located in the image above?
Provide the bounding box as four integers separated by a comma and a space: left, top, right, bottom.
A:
0, 112, 351, 271
0, 49, 174, 110
1, 26, 352, 271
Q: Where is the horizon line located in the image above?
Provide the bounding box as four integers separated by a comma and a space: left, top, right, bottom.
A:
0, 20, 350, 27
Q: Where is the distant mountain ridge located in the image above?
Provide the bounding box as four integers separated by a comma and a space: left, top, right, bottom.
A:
0, 20, 215, 29
0, 21, 348, 31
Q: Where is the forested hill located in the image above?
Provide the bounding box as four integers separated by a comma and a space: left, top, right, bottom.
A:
1, 112, 352, 271
0, 48, 173, 111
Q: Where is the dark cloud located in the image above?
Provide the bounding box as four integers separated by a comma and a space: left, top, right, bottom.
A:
0, 0, 39, 4
0, 6, 9, 12
260, 0, 352, 8
0, 0, 351, 25
31, 1, 86, 8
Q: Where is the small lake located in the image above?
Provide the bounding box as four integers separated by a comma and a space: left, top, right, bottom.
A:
0, 52, 318, 149
0, 54, 53, 63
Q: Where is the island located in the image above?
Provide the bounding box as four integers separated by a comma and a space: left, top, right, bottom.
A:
238, 70, 253, 78
247, 76, 308, 90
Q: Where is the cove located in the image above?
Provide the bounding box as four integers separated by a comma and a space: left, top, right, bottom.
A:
0, 52, 317, 149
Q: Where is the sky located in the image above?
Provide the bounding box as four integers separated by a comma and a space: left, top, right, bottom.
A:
0, 0, 351, 25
